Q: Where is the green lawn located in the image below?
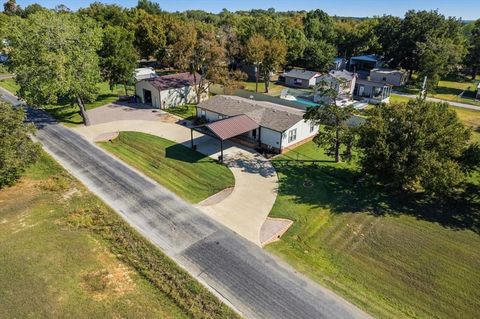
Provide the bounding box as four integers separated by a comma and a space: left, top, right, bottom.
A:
164, 104, 197, 120
267, 141, 480, 319
0, 78, 20, 93
0, 152, 237, 318
98, 132, 234, 203
0, 79, 125, 126
241, 81, 286, 97
394, 79, 480, 106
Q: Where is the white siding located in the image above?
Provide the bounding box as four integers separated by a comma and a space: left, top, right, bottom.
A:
260, 127, 282, 149
135, 80, 161, 108
281, 119, 318, 148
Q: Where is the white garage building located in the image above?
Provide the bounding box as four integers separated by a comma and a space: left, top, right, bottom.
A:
135, 72, 206, 109
196, 95, 318, 154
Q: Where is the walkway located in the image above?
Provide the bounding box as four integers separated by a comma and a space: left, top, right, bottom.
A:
392, 91, 480, 111
73, 104, 278, 246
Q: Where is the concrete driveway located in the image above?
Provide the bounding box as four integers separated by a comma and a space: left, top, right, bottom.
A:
74, 105, 278, 245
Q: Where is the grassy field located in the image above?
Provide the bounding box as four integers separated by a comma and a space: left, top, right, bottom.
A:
0, 152, 238, 319
98, 132, 234, 203
240, 81, 286, 96
0, 79, 124, 126
395, 78, 480, 106
267, 141, 480, 318
0, 77, 20, 93
165, 104, 197, 120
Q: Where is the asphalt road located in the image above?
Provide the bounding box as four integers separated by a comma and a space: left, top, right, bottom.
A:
2, 87, 371, 319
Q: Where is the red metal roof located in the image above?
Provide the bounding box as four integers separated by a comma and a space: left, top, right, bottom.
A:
205, 115, 259, 141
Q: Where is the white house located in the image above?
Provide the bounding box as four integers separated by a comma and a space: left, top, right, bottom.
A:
369, 68, 407, 86
133, 67, 157, 81
196, 95, 318, 153
314, 70, 356, 105
135, 72, 207, 109
280, 69, 321, 88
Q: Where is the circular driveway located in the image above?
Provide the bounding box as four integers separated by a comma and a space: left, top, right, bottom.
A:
73, 104, 279, 245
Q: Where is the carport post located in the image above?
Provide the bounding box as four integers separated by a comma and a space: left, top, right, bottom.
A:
190, 128, 193, 149
220, 140, 224, 163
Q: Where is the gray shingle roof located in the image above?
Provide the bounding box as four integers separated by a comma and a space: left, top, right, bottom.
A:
282, 69, 320, 80
326, 70, 355, 81
198, 95, 305, 132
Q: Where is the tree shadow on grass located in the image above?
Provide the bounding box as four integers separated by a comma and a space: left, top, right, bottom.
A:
165, 144, 211, 164
274, 162, 480, 234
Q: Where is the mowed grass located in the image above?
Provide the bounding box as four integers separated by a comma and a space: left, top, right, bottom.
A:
241, 81, 286, 96
165, 104, 197, 120
267, 141, 480, 318
99, 132, 234, 203
0, 77, 20, 93
0, 152, 238, 319
0, 79, 124, 126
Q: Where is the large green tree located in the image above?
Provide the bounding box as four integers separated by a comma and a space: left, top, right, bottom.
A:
99, 25, 137, 96
302, 40, 336, 72
0, 101, 40, 188
358, 99, 479, 195
465, 19, 480, 79
7, 11, 102, 125
304, 82, 355, 163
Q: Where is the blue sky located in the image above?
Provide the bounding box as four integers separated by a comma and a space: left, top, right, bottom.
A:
14, 0, 480, 20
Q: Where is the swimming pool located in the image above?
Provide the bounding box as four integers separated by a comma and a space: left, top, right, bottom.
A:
293, 98, 319, 107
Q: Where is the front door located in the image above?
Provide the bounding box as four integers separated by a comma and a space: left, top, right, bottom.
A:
143, 89, 152, 105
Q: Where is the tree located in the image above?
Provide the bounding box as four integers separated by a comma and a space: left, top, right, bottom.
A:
304, 81, 355, 163
358, 99, 479, 195
285, 26, 307, 65
0, 101, 40, 188
303, 9, 335, 42
136, 0, 161, 15
3, 0, 21, 16
79, 2, 130, 28
259, 38, 286, 93
465, 19, 480, 79
244, 34, 267, 92
302, 40, 336, 72
99, 25, 137, 96
189, 23, 228, 103
134, 11, 166, 59
7, 11, 102, 126
21, 3, 46, 17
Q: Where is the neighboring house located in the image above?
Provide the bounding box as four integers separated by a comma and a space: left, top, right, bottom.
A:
476, 83, 480, 99
333, 57, 347, 70
280, 69, 321, 88
314, 70, 356, 105
369, 68, 407, 86
353, 78, 392, 104
196, 95, 318, 153
134, 67, 157, 81
348, 55, 383, 79
135, 72, 206, 109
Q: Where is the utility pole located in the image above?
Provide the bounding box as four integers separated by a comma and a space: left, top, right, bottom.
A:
420, 76, 427, 100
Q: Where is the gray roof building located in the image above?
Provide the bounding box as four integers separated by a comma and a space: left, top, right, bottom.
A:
197, 95, 304, 132
282, 69, 320, 80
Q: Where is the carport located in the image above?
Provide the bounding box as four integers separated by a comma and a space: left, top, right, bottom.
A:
190, 115, 259, 163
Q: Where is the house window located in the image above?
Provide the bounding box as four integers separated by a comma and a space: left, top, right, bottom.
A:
288, 129, 297, 143
294, 78, 302, 86
382, 77, 387, 82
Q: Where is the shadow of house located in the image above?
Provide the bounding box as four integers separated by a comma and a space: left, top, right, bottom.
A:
273, 161, 480, 234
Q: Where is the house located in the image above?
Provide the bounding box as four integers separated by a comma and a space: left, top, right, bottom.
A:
333, 57, 347, 70
133, 67, 157, 81
369, 68, 407, 86
314, 70, 356, 105
348, 55, 383, 79
196, 95, 318, 154
353, 78, 392, 104
280, 69, 321, 88
135, 72, 206, 109
476, 83, 480, 99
